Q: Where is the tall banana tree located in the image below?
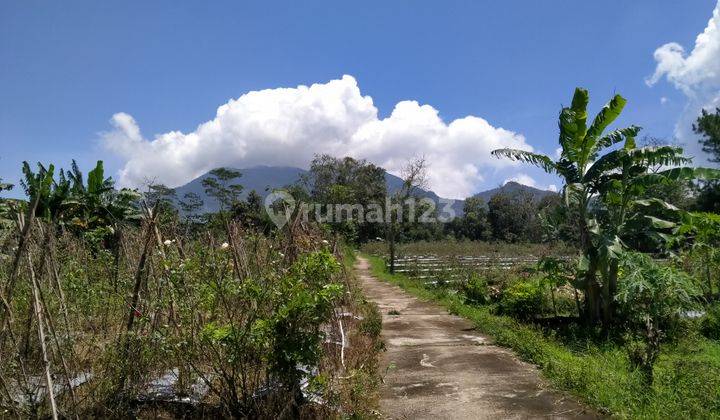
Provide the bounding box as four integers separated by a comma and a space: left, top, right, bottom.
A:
492, 88, 719, 326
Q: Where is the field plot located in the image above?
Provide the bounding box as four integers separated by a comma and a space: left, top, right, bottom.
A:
393, 255, 541, 277
362, 241, 573, 284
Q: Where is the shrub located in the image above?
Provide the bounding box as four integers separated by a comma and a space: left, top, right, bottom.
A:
359, 302, 383, 338
498, 278, 544, 320
461, 272, 489, 304
616, 252, 701, 384
701, 302, 720, 340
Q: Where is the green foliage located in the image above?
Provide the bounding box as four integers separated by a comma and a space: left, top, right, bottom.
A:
449, 196, 491, 240
363, 253, 720, 419
487, 192, 539, 242
701, 303, 720, 340
304, 154, 387, 243
694, 107, 720, 163
493, 87, 720, 328
359, 304, 383, 338
674, 212, 720, 298
460, 272, 489, 304
616, 252, 701, 384
498, 277, 544, 320
201, 167, 243, 211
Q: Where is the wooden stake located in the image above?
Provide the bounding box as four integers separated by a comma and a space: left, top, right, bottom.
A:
27, 252, 58, 420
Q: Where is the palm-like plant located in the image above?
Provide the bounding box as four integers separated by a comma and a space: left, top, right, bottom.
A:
64, 160, 140, 232
20, 162, 71, 223
493, 88, 719, 326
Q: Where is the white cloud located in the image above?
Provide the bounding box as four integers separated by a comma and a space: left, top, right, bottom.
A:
660, 96, 669, 105
647, 1, 720, 164
101, 75, 532, 198
547, 184, 558, 192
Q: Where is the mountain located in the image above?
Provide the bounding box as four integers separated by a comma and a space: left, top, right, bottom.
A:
469, 181, 556, 206
171, 166, 553, 217
174, 166, 306, 213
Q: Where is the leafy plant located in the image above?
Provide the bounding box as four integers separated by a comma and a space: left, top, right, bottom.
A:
492, 88, 720, 328
701, 302, 720, 340
616, 252, 701, 384
461, 272, 490, 304
498, 278, 544, 320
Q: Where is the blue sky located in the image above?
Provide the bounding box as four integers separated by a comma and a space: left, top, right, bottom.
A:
1, 1, 718, 198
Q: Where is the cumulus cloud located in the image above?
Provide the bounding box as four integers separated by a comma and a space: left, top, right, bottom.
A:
647, 1, 720, 164
101, 75, 532, 198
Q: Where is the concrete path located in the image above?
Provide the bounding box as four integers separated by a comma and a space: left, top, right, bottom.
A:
355, 256, 597, 419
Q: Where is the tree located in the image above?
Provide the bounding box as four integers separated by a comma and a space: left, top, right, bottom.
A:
304, 155, 387, 243
387, 157, 428, 273
143, 182, 179, 227
536, 193, 579, 244
179, 192, 204, 215
202, 168, 243, 212
487, 192, 537, 242
493, 88, 719, 327
693, 109, 720, 213
0, 178, 11, 194
694, 108, 720, 163
20, 162, 75, 225
232, 189, 269, 230
638, 137, 695, 210
144, 182, 177, 207
457, 196, 491, 240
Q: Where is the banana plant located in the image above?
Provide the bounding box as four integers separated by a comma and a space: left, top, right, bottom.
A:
20, 162, 71, 223
64, 160, 141, 233
493, 88, 720, 326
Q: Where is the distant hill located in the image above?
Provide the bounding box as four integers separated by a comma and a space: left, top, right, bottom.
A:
174, 166, 305, 213
469, 181, 556, 207
171, 166, 554, 217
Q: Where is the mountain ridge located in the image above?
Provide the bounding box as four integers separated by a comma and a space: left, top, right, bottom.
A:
173, 166, 556, 216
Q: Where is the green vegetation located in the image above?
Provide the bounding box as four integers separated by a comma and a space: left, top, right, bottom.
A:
359, 88, 720, 418
0, 161, 382, 418
493, 88, 719, 329
2, 85, 720, 418
363, 254, 720, 419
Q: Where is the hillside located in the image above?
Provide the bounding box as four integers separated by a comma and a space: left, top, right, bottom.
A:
469, 181, 556, 206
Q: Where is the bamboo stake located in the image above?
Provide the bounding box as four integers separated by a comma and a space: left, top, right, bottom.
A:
27, 252, 58, 420
0, 194, 40, 336
116, 207, 158, 394
36, 274, 79, 419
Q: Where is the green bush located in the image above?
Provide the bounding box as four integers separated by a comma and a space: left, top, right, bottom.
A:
701, 303, 720, 340
460, 272, 489, 304
359, 302, 383, 338
498, 277, 544, 320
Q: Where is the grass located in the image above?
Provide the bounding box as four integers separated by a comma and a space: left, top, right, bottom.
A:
361, 253, 720, 419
